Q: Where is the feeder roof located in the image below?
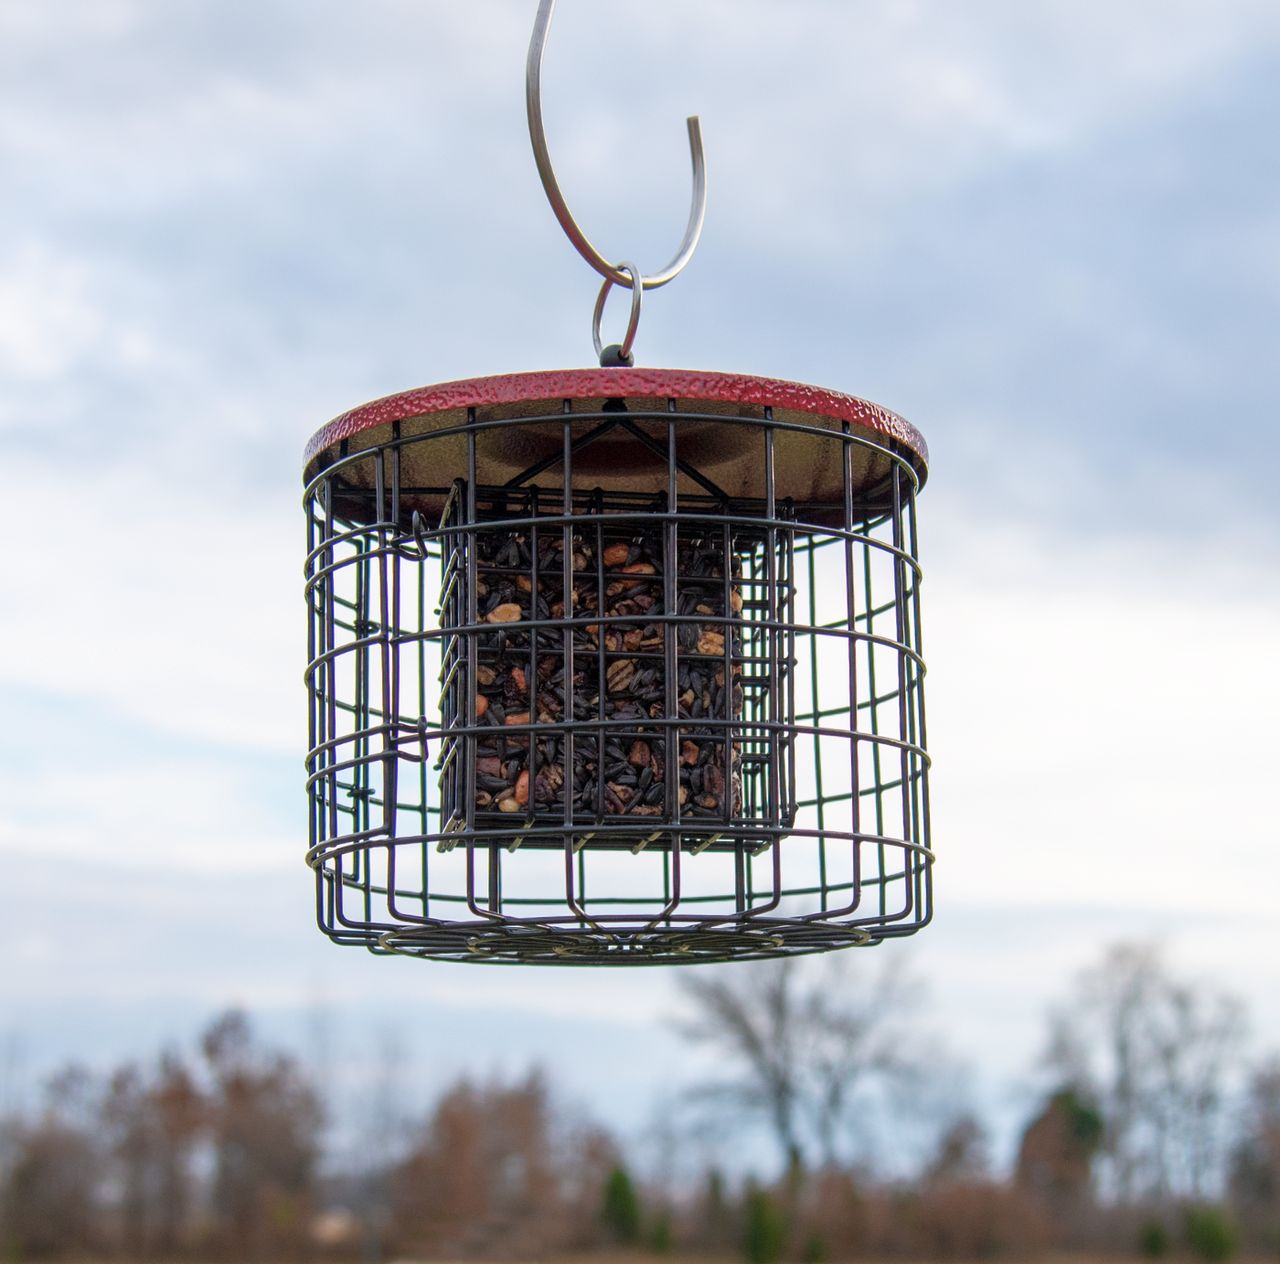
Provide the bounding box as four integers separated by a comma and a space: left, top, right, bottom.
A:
304, 368, 928, 519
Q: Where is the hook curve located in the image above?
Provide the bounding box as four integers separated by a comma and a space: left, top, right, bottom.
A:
525, 0, 707, 291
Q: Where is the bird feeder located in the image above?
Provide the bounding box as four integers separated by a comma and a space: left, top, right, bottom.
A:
301, 2, 933, 964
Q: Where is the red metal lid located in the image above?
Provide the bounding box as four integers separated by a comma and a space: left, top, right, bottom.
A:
304, 368, 927, 515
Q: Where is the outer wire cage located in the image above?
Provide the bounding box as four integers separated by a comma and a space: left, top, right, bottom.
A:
303, 369, 932, 965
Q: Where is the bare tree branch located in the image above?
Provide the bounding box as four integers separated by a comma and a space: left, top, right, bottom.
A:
676, 952, 932, 1174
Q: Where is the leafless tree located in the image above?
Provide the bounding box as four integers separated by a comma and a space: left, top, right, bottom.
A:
150, 1050, 205, 1256
1045, 942, 1247, 1205
1228, 1057, 1280, 1249
98, 1050, 204, 1258
100, 1063, 152, 1254
349, 1022, 408, 1261
1, 1066, 101, 1258
0, 1016, 320, 1260
390, 1069, 617, 1258
201, 1010, 324, 1261
926, 1114, 991, 1186
676, 952, 928, 1174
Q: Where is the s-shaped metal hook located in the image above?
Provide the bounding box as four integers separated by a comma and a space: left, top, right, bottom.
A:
525, 0, 708, 303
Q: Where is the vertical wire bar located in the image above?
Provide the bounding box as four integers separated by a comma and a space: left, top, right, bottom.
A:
860, 534, 887, 918
591, 491, 606, 856
662, 835, 672, 908
418, 510, 430, 917
720, 513, 734, 836
665, 403, 682, 923
560, 405, 583, 925
322, 474, 342, 922
306, 488, 326, 931
891, 462, 913, 918
570, 424, 588, 916
318, 468, 335, 905
387, 427, 409, 915
761, 415, 781, 911
719, 505, 739, 910
899, 478, 920, 910
528, 485, 541, 836
737, 524, 747, 910
460, 408, 494, 918
783, 507, 798, 850
354, 539, 373, 924
906, 480, 932, 920
438, 494, 459, 830
594, 492, 607, 829
375, 452, 394, 858
374, 452, 395, 925
806, 537, 825, 876
842, 425, 862, 913
345, 479, 369, 894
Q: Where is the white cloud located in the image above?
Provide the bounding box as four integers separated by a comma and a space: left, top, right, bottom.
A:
924, 502, 1280, 919
0, 245, 157, 382
0, 453, 299, 754
3, 1, 1275, 271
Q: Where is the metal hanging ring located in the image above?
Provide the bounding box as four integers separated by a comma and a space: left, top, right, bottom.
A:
526, 0, 707, 291
592, 261, 642, 365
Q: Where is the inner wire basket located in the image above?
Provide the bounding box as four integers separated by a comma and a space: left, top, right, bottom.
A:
303, 377, 932, 964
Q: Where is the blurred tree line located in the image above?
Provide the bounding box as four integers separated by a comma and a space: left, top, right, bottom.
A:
0, 941, 1277, 1262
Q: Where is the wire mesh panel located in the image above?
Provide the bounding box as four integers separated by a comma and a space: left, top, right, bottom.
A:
435, 483, 790, 850
303, 370, 931, 964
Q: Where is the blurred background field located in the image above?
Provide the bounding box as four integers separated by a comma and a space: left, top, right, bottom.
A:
3, 945, 1278, 1261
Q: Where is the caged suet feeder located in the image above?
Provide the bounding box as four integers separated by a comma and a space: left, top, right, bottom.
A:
302, 1, 933, 965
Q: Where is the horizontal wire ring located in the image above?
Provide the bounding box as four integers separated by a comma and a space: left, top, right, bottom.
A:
592, 261, 642, 365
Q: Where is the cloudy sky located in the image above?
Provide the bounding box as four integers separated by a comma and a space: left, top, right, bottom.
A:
2, 0, 1278, 1168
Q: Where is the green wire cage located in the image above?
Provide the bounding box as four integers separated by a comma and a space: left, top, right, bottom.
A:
303, 368, 931, 964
